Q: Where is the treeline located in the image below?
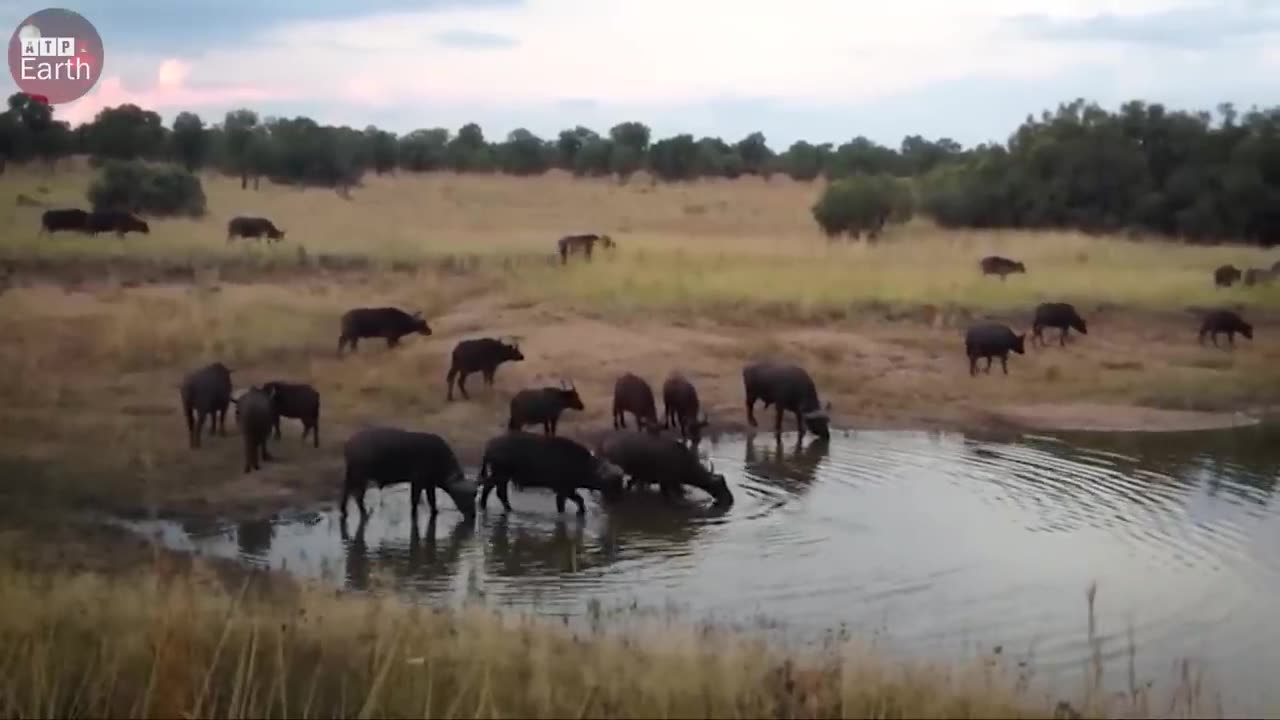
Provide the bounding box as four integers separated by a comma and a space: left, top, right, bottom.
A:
1, 93, 1278, 244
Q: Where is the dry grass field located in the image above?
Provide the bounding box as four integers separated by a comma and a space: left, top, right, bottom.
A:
0, 160, 1262, 718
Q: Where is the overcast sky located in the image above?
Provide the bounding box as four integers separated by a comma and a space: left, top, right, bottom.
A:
3, 0, 1278, 149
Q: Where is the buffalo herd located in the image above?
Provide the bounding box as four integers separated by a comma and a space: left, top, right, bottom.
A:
157, 236, 1258, 530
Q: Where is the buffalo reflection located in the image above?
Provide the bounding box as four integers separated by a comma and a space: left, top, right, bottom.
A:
743, 434, 831, 491
340, 514, 474, 591
235, 517, 274, 558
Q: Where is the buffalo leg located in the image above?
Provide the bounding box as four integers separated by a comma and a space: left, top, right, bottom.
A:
243, 438, 255, 473
969, 356, 977, 377
273, 415, 282, 440
794, 410, 806, 442
458, 372, 471, 400
310, 419, 319, 448
483, 368, 495, 387
1000, 354, 1009, 375
1032, 327, 1042, 347
446, 367, 457, 400
614, 409, 625, 429
1227, 331, 1235, 348
1059, 327, 1068, 347
745, 395, 758, 426
495, 480, 512, 512
194, 411, 208, 447
985, 357, 994, 373
261, 440, 273, 462
774, 406, 785, 441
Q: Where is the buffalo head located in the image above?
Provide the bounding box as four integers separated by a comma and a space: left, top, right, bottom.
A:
442, 470, 478, 518
697, 455, 733, 505
558, 379, 584, 410
803, 402, 832, 440
592, 457, 627, 501
411, 311, 433, 336
501, 337, 525, 362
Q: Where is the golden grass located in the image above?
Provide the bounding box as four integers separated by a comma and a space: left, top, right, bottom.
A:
0, 555, 1215, 720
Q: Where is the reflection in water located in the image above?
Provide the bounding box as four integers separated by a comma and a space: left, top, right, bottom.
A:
116, 426, 1280, 716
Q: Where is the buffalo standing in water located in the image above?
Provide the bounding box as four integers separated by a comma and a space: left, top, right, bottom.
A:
742, 361, 832, 442
596, 430, 733, 505
341, 427, 477, 524
477, 431, 626, 514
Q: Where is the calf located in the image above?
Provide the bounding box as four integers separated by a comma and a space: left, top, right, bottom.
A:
1199, 309, 1253, 348
742, 361, 832, 442
612, 372, 661, 432
557, 233, 616, 264
261, 381, 320, 448
1215, 264, 1243, 287
86, 210, 149, 237
337, 307, 432, 354
979, 255, 1026, 280
232, 386, 276, 473
1031, 302, 1088, 348
179, 361, 233, 448
38, 208, 89, 236
446, 337, 525, 401
478, 431, 626, 514
226, 215, 286, 243
597, 430, 733, 505
662, 371, 710, 445
341, 427, 477, 523
507, 381, 584, 436
965, 322, 1026, 376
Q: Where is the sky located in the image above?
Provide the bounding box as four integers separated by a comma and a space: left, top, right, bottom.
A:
2, 0, 1279, 150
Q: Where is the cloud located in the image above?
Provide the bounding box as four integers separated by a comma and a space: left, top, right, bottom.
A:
434, 29, 518, 49
1011, 0, 1280, 49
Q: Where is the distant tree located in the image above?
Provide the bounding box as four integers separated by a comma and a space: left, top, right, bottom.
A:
84, 104, 167, 162
224, 108, 259, 189
812, 173, 913, 239
87, 160, 207, 217
365, 126, 398, 175
171, 112, 208, 172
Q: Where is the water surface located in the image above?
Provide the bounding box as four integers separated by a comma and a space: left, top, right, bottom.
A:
122, 427, 1280, 714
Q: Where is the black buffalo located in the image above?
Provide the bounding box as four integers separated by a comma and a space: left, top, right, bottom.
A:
261, 381, 320, 448
507, 381, 584, 436
232, 386, 276, 473
557, 233, 616, 264
226, 216, 286, 243
1199, 309, 1253, 348
86, 210, 149, 237
1215, 264, 1243, 287
446, 337, 524, 401
597, 430, 733, 505
979, 255, 1026, 280
1244, 267, 1276, 287
478, 431, 626, 514
662, 371, 709, 445
180, 361, 233, 448
38, 208, 89, 235
742, 361, 832, 442
337, 307, 432, 354
1031, 302, 1088, 348
965, 322, 1026, 376
341, 427, 478, 523
612, 372, 660, 431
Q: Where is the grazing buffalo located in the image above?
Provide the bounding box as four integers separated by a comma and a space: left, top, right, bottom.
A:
478, 431, 626, 514
180, 361, 233, 448
742, 361, 832, 442
965, 322, 1026, 376
557, 233, 616, 264
1031, 302, 1088, 348
1215, 264, 1243, 287
38, 208, 89, 236
85, 210, 149, 237
341, 427, 477, 523
507, 381, 584, 436
1244, 267, 1276, 287
1199, 309, 1253, 348
597, 430, 733, 505
226, 216, 286, 243
979, 255, 1026, 280
612, 372, 661, 431
337, 307, 431, 354
261, 381, 320, 448
662, 371, 709, 445
446, 337, 525, 401
232, 386, 276, 474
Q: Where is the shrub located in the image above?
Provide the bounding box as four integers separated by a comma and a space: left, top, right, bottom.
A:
87, 160, 207, 217
811, 173, 913, 238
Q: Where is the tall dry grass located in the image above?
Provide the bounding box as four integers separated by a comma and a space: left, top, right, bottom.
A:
0, 556, 1217, 720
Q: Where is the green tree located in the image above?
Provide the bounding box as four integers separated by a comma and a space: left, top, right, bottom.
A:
224, 108, 259, 189
171, 112, 208, 172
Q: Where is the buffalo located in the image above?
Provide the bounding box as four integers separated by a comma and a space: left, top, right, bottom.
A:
1244, 267, 1276, 287
1199, 309, 1253, 348
85, 210, 149, 237
557, 233, 616, 264
337, 307, 432, 354
662, 371, 710, 445
507, 381, 584, 436
1215, 264, 1243, 287
38, 208, 89, 236
742, 361, 832, 442
1031, 302, 1088, 348
477, 431, 626, 514
979, 255, 1026, 280
261, 381, 320, 448
612, 372, 661, 431
180, 361, 233, 448
965, 322, 1026, 376
446, 337, 525, 401
341, 427, 478, 523
227, 216, 286, 243
232, 386, 276, 474
597, 430, 733, 505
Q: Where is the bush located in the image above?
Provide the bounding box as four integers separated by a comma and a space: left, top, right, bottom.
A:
87, 160, 207, 217
811, 173, 913, 238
